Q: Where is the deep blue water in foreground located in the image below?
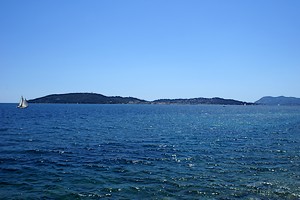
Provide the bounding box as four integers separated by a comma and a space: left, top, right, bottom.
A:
1, 104, 300, 199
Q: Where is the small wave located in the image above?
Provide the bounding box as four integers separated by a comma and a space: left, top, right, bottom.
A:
76, 192, 110, 198
0, 167, 22, 172
25, 149, 43, 154
0, 128, 8, 132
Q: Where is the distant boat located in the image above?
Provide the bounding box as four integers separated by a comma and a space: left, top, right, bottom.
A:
17, 96, 28, 108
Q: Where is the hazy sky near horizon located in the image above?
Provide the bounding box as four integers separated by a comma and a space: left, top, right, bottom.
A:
1, 0, 300, 103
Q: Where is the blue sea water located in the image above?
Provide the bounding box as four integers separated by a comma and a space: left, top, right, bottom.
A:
1, 104, 300, 199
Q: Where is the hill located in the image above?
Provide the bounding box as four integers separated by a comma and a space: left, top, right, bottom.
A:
255, 96, 300, 105
28, 93, 253, 105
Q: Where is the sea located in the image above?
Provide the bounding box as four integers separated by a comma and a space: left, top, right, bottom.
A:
1, 104, 300, 199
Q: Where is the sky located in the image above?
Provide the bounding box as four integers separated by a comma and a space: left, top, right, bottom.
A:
1, 0, 300, 103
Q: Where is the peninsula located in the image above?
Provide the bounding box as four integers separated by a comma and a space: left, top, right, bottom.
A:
28, 93, 253, 105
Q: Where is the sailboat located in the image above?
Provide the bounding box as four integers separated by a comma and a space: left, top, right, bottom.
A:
18, 96, 28, 108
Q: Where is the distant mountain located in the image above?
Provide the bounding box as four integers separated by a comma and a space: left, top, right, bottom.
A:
28, 93, 254, 105
255, 96, 300, 105
152, 97, 253, 105
28, 93, 147, 104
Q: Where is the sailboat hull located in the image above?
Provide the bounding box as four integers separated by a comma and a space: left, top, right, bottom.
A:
17, 105, 28, 109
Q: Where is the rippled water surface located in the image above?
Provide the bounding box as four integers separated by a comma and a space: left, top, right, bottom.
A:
1, 104, 300, 199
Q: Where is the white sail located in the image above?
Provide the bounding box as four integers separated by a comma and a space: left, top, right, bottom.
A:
18, 96, 23, 107
22, 98, 28, 108
18, 96, 28, 108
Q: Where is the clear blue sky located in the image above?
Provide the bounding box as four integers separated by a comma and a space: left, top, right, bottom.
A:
1, 0, 299, 103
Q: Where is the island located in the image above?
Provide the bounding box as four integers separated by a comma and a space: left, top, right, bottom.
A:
152, 97, 253, 105
28, 93, 147, 104
28, 93, 254, 105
